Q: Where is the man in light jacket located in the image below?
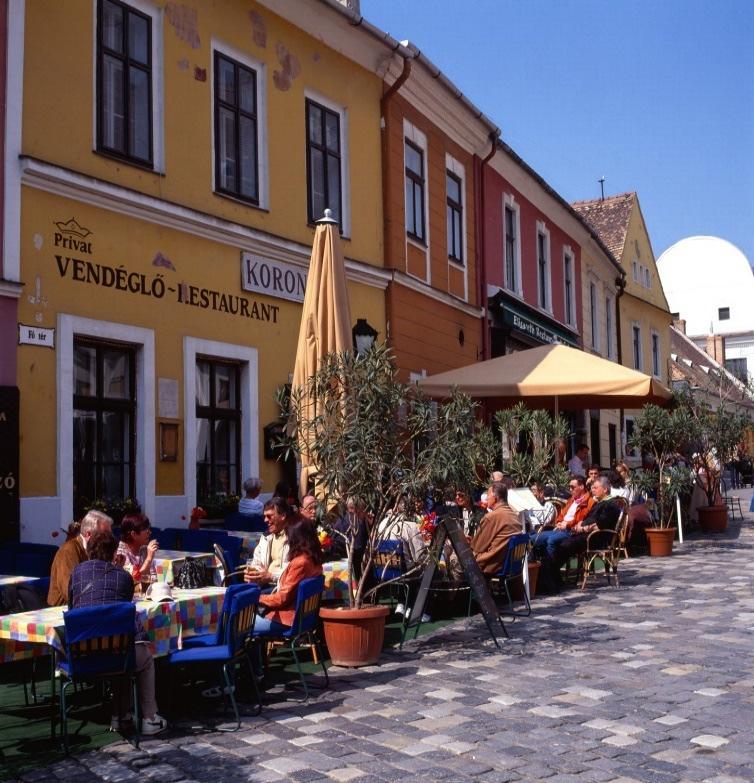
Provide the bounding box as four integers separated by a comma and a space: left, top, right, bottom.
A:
244, 497, 292, 588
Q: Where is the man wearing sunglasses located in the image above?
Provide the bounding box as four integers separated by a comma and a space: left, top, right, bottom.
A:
531, 475, 593, 561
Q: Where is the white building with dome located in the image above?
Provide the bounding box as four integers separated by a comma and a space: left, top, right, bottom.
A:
657, 236, 754, 383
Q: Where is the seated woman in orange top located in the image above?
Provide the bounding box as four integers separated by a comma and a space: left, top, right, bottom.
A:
248, 517, 323, 630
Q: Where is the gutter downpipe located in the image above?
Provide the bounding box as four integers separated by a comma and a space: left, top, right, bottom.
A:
615, 271, 627, 458
478, 133, 499, 364
380, 52, 413, 357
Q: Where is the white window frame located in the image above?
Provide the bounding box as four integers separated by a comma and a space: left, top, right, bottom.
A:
57, 315, 156, 529
632, 323, 643, 371
589, 280, 600, 351
502, 193, 522, 296
535, 220, 552, 313
304, 87, 350, 237
651, 330, 661, 378
563, 246, 576, 326
605, 293, 615, 359
211, 39, 268, 210
403, 118, 430, 282
184, 337, 259, 514
445, 153, 468, 300
92, 0, 165, 172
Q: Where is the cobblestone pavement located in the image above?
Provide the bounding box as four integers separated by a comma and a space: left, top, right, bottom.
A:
7, 492, 754, 783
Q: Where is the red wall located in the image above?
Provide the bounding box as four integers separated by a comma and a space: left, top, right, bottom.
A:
484, 165, 583, 335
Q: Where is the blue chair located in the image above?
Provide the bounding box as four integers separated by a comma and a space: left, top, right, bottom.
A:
180, 530, 216, 553
181, 583, 255, 650
372, 540, 411, 611
251, 575, 328, 702
8, 543, 58, 576
212, 543, 246, 586
225, 511, 265, 532
155, 528, 181, 550
60, 603, 139, 753
169, 585, 262, 728
490, 533, 532, 617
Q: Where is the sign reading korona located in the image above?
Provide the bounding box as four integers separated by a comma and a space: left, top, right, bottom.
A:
242, 253, 307, 304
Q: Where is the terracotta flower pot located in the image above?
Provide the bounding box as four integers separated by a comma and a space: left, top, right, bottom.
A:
645, 527, 676, 557
319, 604, 389, 667
698, 504, 728, 534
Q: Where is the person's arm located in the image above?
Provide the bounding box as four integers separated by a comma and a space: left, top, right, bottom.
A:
259, 559, 305, 610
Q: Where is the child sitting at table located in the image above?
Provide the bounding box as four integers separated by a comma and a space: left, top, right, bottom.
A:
116, 514, 158, 592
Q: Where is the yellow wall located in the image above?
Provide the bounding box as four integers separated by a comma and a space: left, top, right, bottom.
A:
22, 0, 384, 266
18, 188, 385, 501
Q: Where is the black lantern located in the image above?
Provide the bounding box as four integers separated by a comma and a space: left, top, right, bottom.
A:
352, 318, 378, 355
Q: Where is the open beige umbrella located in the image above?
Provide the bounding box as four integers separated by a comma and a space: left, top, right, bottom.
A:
417, 343, 672, 410
292, 209, 353, 498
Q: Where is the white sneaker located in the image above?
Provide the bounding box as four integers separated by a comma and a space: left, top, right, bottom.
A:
141, 713, 168, 735
394, 603, 405, 616
420, 613, 432, 624
110, 713, 132, 731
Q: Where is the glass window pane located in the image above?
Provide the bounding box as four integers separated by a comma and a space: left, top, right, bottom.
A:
447, 205, 453, 255
239, 67, 255, 113
414, 186, 424, 239
405, 178, 415, 235
129, 67, 150, 161
101, 410, 125, 461
218, 57, 235, 104
196, 417, 210, 463
405, 143, 421, 176
74, 345, 97, 397
325, 111, 339, 153
102, 0, 123, 53
196, 362, 210, 407
326, 153, 341, 222
128, 13, 149, 64
218, 107, 237, 191
447, 174, 460, 203
239, 116, 257, 199
308, 103, 322, 144
214, 419, 230, 463
102, 55, 125, 152
101, 464, 123, 499
214, 365, 236, 409
310, 148, 325, 221
73, 409, 97, 462
103, 350, 129, 399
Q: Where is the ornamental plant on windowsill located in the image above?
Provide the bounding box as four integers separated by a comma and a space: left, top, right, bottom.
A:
196, 493, 241, 521
81, 497, 141, 525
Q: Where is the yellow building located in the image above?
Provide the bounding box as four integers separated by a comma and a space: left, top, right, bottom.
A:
9, 0, 395, 541
573, 192, 672, 465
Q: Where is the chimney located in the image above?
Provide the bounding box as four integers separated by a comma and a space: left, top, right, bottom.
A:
673, 317, 686, 334
705, 334, 725, 364
336, 0, 360, 12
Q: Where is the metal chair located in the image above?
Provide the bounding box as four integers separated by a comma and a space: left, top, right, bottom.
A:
169, 584, 262, 728
251, 575, 329, 702
490, 533, 532, 617
60, 603, 139, 753
578, 526, 621, 590
213, 543, 247, 586
721, 479, 744, 520
372, 540, 411, 611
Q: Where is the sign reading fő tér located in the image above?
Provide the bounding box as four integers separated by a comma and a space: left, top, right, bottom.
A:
242, 253, 307, 304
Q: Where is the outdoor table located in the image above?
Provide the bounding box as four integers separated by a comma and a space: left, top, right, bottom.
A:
322, 559, 350, 601
0, 575, 39, 587
0, 586, 226, 738
153, 550, 221, 585
224, 530, 263, 559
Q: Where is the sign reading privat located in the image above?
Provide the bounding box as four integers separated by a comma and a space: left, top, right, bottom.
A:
242, 253, 307, 304
18, 323, 55, 348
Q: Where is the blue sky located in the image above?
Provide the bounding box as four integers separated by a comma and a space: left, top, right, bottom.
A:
363, 0, 754, 265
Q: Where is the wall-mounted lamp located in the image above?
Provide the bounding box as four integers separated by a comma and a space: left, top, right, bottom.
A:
352, 318, 378, 355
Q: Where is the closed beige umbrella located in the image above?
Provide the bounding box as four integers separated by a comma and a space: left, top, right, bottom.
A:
418, 343, 672, 410
292, 209, 353, 498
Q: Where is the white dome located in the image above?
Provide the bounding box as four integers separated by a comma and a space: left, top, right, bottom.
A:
657, 236, 753, 336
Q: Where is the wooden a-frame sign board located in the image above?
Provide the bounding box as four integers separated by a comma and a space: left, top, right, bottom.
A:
405, 516, 507, 649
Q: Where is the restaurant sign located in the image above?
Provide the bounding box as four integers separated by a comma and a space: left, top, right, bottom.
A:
0, 386, 20, 544
502, 306, 578, 347
241, 253, 307, 304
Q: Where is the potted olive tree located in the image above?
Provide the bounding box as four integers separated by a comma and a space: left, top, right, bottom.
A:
281, 343, 494, 666
680, 392, 750, 533
628, 402, 694, 556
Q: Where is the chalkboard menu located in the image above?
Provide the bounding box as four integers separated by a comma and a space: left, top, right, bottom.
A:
0, 387, 20, 544
406, 516, 507, 648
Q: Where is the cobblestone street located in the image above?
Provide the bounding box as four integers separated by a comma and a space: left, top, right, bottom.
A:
7, 494, 754, 783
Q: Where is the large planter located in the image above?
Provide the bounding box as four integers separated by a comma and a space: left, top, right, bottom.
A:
319, 604, 389, 667
645, 527, 676, 557
698, 504, 728, 534
509, 560, 540, 602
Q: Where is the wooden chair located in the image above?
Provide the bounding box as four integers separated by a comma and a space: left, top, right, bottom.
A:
578, 526, 621, 590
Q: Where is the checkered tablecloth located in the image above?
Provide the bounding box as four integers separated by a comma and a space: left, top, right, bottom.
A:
153, 550, 220, 584
0, 586, 226, 663
0, 575, 39, 587
224, 531, 263, 559
322, 559, 350, 601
